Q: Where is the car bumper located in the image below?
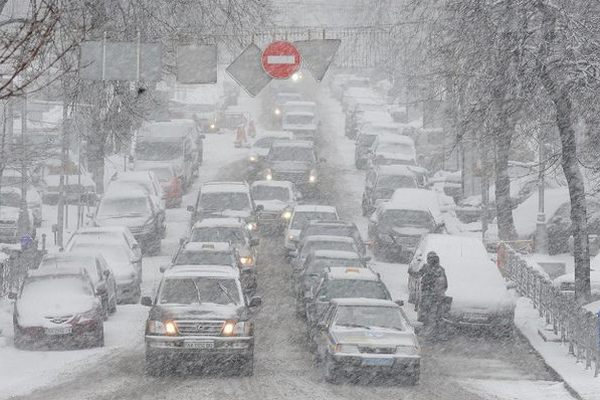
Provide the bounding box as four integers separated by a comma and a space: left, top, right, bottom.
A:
145, 335, 254, 359
16, 321, 102, 345
442, 313, 514, 332
330, 353, 420, 374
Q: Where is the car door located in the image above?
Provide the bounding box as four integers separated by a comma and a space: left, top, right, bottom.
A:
315, 304, 336, 358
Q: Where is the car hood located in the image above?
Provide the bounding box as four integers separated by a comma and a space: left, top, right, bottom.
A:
96, 215, 149, 228
202, 209, 251, 219
150, 303, 245, 321
251, 148, 270, 157
386, 226, 431, 237
17, 296, 98, 327
270, 161, 312, 173
255, 199, 290, 212
332, 327, 416, 347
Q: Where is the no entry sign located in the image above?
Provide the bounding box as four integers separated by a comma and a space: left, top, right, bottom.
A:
261, 41, 301, 79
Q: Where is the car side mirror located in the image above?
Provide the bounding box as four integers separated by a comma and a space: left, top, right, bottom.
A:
249, 296, 262, 308
8, 292, 17, 300
255, 204, 264, 212
186, 205, 195, 212
250, 238, 260, 247
395, 300, 405, 307
159, 265, 169, 273
141, 296, 153, 306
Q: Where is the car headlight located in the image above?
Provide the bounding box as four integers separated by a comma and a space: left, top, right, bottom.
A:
309, 169, 317, 183
147, 320, 178, 336
334, 344, 359, 354
239, 256, 254, 266
274, 108, 281, 115
265, 169, 273, 180
396, 345, 420, 356
246, 221, 258, 231
281, 210, 292, 220
222, 320, 251, 336
288, 234, 297, 241
249, 155, 257, 162
210, 123, 216, 129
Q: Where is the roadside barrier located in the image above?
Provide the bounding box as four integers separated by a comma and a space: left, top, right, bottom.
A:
0, 244, 45, 298
500, 242, 600, 377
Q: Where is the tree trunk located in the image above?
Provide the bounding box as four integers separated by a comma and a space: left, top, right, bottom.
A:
494, 127, 517, 241
87, 125, 106, 194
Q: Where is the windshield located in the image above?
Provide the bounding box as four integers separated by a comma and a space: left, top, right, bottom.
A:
268, 146, 315, 162
252, 185, 290, 201
174, 251, 234, 266
97, 196, 150, 218
21, 276, 93, 300
302, 240, 356, 256
381, 209, 435, 230
0, 191, 21, 207
136, 141, 181, 161
254, 137, 284, 148
334, 305, 405, 331
378, 175, 417, 189
319, 281, 389, 301
201, 192, 250, 211
190, 227, 245, 244
377, 143, 414, 155
159, 277, 240, 305
284, 115, 314, 125
303, 225, 354, 238
291, 211, 337, 229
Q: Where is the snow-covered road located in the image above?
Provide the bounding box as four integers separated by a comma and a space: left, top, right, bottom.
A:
1, 88, 576, 400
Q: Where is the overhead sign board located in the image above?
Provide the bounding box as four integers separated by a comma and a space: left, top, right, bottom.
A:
176, 44, 218, 84
226, 44, 272, 97
293, 39, 340, 82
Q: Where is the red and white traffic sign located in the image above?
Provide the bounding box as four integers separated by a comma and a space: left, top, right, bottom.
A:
261, 41, 301, 79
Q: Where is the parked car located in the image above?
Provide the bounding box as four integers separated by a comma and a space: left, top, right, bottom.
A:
65, 226, 142, 274
270, 92, 303, 125
284, 204, 339, 252
188, 181, 261, 232
368, 189, 445, 261
310, 298, 420, 384
408, 234, 515, 334
354, 131, 380, 170
368, 134, 417, 168
250, 180, 299, 233
0, 206, 33, 244
282, 111, 318, 141
345, 103, 389, 140
107, 170, 165, 211
291, 235, 359, 272
11, 267, 105, 349
247, 131, 294, 175
263, 140, 323, 196
362, 165, 419, 216
304, 266, 391, 326
169, 242, 239, 271
93, 190, 166, 255
187, 218, 260, 293
142, 266, 261, 376
37, 252, 117, 318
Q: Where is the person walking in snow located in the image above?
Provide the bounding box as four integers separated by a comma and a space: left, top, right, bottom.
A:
418, 251, 448, 335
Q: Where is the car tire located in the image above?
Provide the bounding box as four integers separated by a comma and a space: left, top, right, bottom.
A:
324, 356, 339, 383
406, 365, 420, 386
239, 355, 254, 377
13, 329, 27, 349
109, 295, 117, 314
93, 325, 105, 347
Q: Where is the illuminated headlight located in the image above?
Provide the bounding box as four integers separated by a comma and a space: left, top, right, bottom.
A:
288, 234, 297, 241
249, 155, 257, 162
246, 222, 258, 231
333, 344, 359, 354
281, 210, 292, 220
309, 169, 317, 183
147, 320, 178, 336
222, 320, 250, 336
291, 72, 302, 82
210, 123, 216, 129
274, 108, 281, 115
239, 256, 254, 266
265, 169, 273, 180
396, 345, 420, 356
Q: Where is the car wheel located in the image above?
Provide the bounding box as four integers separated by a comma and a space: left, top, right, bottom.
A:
93, 324, 105, 347
13, 329, 27, 349
148, 236, 161, 256
406, 365, 420, 386
239, 355, 254, 377
109, 295, 117, 314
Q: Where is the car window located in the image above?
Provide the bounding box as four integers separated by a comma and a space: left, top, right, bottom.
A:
159, 277, 240, 305
318, 280, 389, 301
334, 305, 405, 331
291, 212, 338, 229
174, 251, 234, 266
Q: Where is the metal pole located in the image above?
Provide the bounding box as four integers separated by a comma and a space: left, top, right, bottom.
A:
535, 133, 548, 253
17, 94, 30, 238
101, 32, 107, 81
56, 95, 69, 247
136, 31, 141, 81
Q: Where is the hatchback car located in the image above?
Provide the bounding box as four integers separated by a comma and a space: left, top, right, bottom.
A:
142, 266, 261, 376
11, 267, 105, 349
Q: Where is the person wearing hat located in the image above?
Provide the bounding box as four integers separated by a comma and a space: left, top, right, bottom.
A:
418, 251, 448, 334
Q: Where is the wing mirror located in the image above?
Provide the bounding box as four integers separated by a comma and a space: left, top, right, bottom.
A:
186, 205, 195, 212
255, 204, 264, 212
159, 265, 169, 273
250, 238, 260, 247
395, 300, 405, 307
141, 296, 153, 306
249, 296, 262, 307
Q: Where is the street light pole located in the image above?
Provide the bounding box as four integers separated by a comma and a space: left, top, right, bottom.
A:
535, 133, 548, 253
16, 94, 30, 239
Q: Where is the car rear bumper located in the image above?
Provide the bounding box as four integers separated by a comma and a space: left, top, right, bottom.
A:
15, 321, 102, 346
330, 353, 420, 374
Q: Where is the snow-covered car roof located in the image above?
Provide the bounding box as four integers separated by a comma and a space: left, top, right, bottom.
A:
331, 298, 399, 308
311, 250, 361, 260
272, 140, 314, 149
275, 92, 302, 101
28, 266, 89, 279
303, 235, 355, 244
512, 187, 570, 237
193, 218, 244, 229
76, 226, 132, 235
251, 180, 294, 189
357, 110, 393, 123
43, 174, 96, 187
294, 204, 337, 213
101, 188, 148, 200
344, 87, 377, 98
374, 151, 415, 161
138, 119, 196, 138
377, 133, 415, 146
284, 101, 316, 107
201, 181, 249, 194
164, 265, 239, 279
376, 165, 418, 177
255, 130, 294, 139
182, 242, 233, 252
113, 170, 156, 182
384, 188, 441, 216
326, 267, 378, 281
283, 111, 315, 117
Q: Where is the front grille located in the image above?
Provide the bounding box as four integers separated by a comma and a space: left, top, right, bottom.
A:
359, 347, 396, 354
175, 320, 224, 336
46, 315, 73, 324
273, 171, 307, 185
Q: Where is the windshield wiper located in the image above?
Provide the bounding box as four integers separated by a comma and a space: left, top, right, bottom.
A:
191, 280, 202, 304
337, 323, 372, 330
217, 282, 237, 304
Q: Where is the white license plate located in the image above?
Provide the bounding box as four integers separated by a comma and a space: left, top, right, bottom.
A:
362, 358, 394, 367
184, 340, 214, 349
465, 313, 488, 322
45, 326, 72, 335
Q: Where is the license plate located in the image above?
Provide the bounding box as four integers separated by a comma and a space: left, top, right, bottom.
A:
45, 326, 72, 335
465, 313, 488, 322
184, 340, 214, 349
362, 358, 394, 367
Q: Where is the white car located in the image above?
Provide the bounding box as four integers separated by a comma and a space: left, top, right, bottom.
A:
281, 111, 319, 140
284, 205, 339, 252
408, 234, 515, 334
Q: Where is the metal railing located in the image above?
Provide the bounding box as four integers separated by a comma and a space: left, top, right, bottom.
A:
500, 243, 600, 377
0, 242, 45, 298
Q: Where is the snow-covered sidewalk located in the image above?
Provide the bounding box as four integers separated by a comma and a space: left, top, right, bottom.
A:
515, 297, 600, 400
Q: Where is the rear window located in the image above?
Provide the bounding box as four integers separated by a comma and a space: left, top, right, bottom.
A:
319, 280, 389, 301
